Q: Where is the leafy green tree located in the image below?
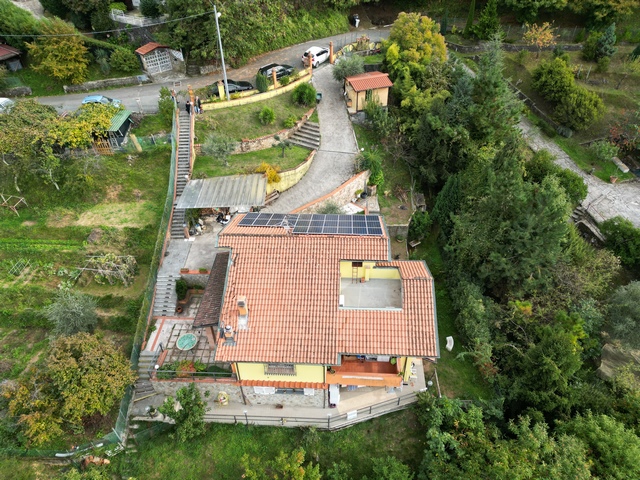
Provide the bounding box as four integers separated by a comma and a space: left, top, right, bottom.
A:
582, 31, 603, 61
525, 149, 587, 205
464, 0, 476, 37
272, 135, 292, 158
48, 103, 119, 149
40, 0, 67, 19
0, 0, 41, 50
607, 282, 640, 348
432, 174, 461, 237
292, 82, 317, 106
160, 0, 215, 62
140, 0, 161, 18
201, 132, 237, 167
45, 290, 98, 337
366, 457, 413, 480
158, 86, 176, 127
363, 100, 397, 143
109, 48, 140, 73
557, 413, 640, 479
570, 0, 638, 26
553, 86, 605, 131
523, 22, 557, 58
502, 0, 568, 23
595, 23, 617, 59
532, 57, 575, 102
601, 216, 640, 267
332, 55, 365, 83
27, 18, 90, 84
326, 461, 353, 480
473, 0, 501, 40
159, 383, 207, 443
408, 211, 431, 241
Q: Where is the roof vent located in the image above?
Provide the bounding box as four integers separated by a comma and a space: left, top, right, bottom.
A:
223, 325, 236, 346
237, 295, 249, 330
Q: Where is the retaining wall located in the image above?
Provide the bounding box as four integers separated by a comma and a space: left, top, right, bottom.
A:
267, 150, 316, 195
243, 388, 326, 408
0, 86, 32, 97
63, 75, 152, 93
151, 378, 244, 403
291, 170, 370, 214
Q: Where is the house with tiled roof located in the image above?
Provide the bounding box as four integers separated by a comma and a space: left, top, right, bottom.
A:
189, 212, 438, 408
344, 71, 393, 114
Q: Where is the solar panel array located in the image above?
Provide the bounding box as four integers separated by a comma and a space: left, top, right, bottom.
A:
238, 213, 384, 236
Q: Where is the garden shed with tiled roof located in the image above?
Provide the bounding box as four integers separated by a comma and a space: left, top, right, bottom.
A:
344, 71, 393, 113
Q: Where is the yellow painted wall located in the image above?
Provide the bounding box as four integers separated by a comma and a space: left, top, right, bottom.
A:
339, 261, 400, 280
236, 362, 325, 383
202, 71, 312, 111
266, 150, 316, 195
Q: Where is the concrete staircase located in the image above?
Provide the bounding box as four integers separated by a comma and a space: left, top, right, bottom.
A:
171, 111, 193, 238
152, 274, 179, 317
289, 120, 320, 150
133, 350, 159, 403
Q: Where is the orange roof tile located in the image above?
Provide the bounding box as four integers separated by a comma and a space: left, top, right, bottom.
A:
345, 71, 393, 92
135, 42, 169, 55
214, 214, 438, 365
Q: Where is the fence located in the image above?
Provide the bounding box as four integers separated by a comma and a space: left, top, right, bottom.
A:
109, 9, 163, 27
201, 391, 421, 430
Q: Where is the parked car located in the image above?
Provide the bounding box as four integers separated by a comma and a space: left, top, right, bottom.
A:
210, 79, 254, 96
0, 97, 15, 114
258, 63, 294, 80
301, 47, 330, 68
82, 95, 121, 107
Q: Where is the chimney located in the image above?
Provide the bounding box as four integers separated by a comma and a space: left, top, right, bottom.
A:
237, 295, 249, 330
223, 324, 236, 346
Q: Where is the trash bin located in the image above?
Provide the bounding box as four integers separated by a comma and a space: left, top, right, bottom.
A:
352, 13, 360, 28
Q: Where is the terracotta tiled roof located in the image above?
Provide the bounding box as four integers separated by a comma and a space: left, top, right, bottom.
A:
135, 42, 169, 55
213, 214, 439, 365
194, 251, 229, 327
345, 71, 393, 92
240, 379, 327, 389
0, 44, 20, 61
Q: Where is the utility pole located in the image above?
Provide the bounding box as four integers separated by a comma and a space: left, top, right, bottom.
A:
213, 3, 230, 102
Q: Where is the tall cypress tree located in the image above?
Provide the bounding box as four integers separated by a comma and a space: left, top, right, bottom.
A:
464, 0, 476, 37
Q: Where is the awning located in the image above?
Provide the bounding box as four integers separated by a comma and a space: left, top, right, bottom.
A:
175, 175, 267, 211
108, 110, 132, 132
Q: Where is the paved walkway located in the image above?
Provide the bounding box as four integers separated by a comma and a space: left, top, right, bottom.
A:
519, 117, 640, 228
263, 65, 359, 213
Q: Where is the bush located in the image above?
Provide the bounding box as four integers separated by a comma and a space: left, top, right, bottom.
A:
158, 86, 175, 127
109, 2, 127, 10
317, 201, 343, 214
409, 211, 432, 240
139, 0, 161, 18
356, 150, 384, 188
45, 290, 98, 337
583, 31, 602, 61
607, 282, 640, 348
632, 44, 640, 60
596, 56, 610, 72
280, 75, 291, 86
256, 73, 269, 93
110, 48, 140, 73
258, 106, 276, 125
589, 140, 619, 163
516, 49, 529, 65
526, 150, 587, 205
283, 115, 297, 128
532, 58, 575, 102
553, 86, 605, 131
292, 82, 317, 106
600, 216, 640, 268
575, 28, 586, 43
255, 162, 281, 183
595, 23, 617, 60
175, 279, 188, 300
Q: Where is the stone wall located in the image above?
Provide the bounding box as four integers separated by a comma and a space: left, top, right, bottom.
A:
446, 41, 583, 54
243, 387, 326, 408
152, 378, 244, 403
387, 224, 410, 241
63, 75, 152, 93
266, 150, 315, 195
0, 86, 32, 97
181, 273, 210, 288
291, 170, 370, 214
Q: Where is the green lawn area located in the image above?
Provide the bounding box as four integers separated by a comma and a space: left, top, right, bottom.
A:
352, 124, 413, 225
363, 53, 384, 64
193, 145, 311, 178
108, 411, 424, 479
132, 113, 172, 137
194, 92, 312, 142
413, 231, 495, 400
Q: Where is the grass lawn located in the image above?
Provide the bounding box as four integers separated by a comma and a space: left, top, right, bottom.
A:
363, 53, 384, 64
193, 145, 311, 178
108, 410, 424, 479
352, 124, 413, 225
413, 231, 494, 400
132, 113, 172, 137
194, 92, 312, 142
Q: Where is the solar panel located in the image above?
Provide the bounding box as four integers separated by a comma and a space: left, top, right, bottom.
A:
237, 213, 384, 236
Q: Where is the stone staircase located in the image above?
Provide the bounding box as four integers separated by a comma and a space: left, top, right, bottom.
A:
133, 350, 159, 403
288, 120, 320, 150
152, 274, 179, 317
171, 111, 193, 238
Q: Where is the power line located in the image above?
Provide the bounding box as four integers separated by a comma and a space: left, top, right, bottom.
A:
0, 10, 216, 38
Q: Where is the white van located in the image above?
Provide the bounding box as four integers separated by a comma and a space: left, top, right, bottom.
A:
0, 97, 15, 113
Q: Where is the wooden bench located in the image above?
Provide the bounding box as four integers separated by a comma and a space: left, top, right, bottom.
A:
264, 190, 280, 205
446, 336, 454, 352
409, 240, 421, 248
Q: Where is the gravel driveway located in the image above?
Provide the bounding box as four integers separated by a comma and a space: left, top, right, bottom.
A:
262, 64, 359, 213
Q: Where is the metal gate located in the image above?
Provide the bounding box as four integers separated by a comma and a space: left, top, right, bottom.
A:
144, 49, 172, 74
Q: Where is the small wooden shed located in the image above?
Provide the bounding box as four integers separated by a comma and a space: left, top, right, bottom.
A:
135, 42, 173, 74
344, 71, 393, 114
0, 44, 22, 71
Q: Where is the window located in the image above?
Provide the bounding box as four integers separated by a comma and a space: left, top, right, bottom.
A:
365, 89, 373, 102
264, 363, 296, 375
275, 388, 305, 395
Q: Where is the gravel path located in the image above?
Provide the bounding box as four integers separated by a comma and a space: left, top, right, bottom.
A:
518, 117, 640, 228
262, 65, 359, 213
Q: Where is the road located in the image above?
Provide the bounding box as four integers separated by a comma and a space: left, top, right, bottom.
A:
36, 28, 391, 114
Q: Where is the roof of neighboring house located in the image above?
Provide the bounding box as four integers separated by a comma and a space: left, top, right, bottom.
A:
108, 109, 132, 132
194, 251, 230, 328
0, 44, 20, 62
345, 71, 393, 92
135, 42, 169, 55
213, 213, 438, 365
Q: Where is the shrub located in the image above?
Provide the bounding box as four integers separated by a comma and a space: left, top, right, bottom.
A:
45, 290, 98, 337
607, 282, 640, 348
600, 216, 640, 268
280, 75, 291, 86
553, 86, 605, 131
516, 49, 529, 65
589, 140, 619, 163
109, 2, 127, 10
596, 56, 610, 72
139, 0, 161, 18
575, 28, 586, 43
255, 162, 281, 183
256, 73, 269, 93
409, 211, 432, 240
110, 48, 140, 73
158, 86, 175, 127
258, 106, 275, 125
292, 82, 317, 106
532, 57, 575, 102
317, 201, 343, 214
595, 23, 617, 60
632, 44, 640, 60
356, 150, 385, 188
473, 0, 501, 40
583, 31, 602, 61
283, 115, 297, 128
332, 55, 365, 83
175, 279, 188, 300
